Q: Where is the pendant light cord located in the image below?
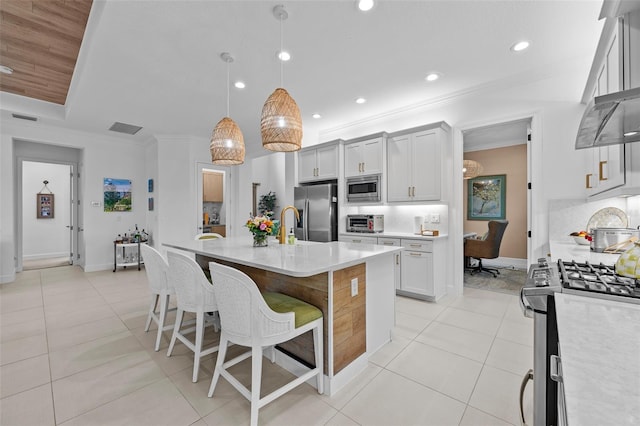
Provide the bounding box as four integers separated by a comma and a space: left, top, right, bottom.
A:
280, 14, 284, 88
226, 58, 230, 117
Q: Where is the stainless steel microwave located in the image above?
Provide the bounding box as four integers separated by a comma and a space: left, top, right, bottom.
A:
346, 175, 381, 203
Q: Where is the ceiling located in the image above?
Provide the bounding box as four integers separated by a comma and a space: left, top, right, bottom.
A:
0, 1, 92, 105
0, 1, 605, 159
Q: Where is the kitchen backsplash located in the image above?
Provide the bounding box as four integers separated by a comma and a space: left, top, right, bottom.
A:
342, 204, 449, 234
547, 197, 638, 242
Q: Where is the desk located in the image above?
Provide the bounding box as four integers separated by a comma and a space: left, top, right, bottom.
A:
164, 236, 402, 395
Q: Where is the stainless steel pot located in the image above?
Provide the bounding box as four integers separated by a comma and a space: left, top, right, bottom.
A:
590, 228, 640, 253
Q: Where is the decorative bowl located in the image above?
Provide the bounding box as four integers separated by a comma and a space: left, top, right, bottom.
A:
572, 236, 590, 245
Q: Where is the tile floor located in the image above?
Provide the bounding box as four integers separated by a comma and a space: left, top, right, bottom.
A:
0, 265, 534, 426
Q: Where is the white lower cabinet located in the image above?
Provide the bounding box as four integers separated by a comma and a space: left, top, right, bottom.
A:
377, 238, 401, 290
398, 238, 446, 301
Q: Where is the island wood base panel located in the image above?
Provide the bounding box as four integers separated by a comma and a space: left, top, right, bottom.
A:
197, 255, 366, 375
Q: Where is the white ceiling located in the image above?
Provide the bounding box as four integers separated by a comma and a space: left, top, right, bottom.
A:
0, 0, 605, 159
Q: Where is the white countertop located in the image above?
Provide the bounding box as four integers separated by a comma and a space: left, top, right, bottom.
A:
341, 231, 448, 240
549, 240, 621, 265
164, 236, 402, 277
555, 293, 640, 425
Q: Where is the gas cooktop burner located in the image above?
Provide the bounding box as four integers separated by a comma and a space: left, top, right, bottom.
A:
558, 260, 640, 298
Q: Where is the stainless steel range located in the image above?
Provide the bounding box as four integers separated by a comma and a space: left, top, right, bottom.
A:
520, 258, 640, 426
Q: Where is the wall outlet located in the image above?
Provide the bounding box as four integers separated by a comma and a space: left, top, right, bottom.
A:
91, 201, 101, 207
351, 278, 358, 297
431, 213, 440, 223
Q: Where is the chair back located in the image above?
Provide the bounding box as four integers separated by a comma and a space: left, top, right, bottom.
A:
195, 233, 224, 240
167, 251, 217, 312
484, 220, 509, 259
140, 244, 171, 294
208, 262, 294, 347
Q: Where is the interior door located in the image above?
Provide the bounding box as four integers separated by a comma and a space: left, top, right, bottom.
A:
68, 164, 75, 265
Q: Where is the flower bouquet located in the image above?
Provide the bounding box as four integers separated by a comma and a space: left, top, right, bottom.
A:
246, 215, 279, 247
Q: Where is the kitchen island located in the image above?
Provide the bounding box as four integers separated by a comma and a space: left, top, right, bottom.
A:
164, 236, 402, 395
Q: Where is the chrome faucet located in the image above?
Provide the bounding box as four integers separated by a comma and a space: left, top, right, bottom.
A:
279, 206, 300, 244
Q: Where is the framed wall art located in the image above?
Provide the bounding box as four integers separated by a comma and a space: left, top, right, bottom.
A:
104, 178, 132, 212
36, 193, 54, 218
467, 174, 506, 220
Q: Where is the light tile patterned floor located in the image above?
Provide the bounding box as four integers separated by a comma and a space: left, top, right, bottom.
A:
0, 266, 533, 425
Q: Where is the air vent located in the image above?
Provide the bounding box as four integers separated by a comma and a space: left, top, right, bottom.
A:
12, 113, 37, 121
109, 122, 143, 135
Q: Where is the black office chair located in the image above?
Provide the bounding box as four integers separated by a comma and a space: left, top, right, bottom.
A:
464, 220, 509, 277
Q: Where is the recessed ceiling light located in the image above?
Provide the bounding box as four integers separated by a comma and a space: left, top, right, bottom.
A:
511, 41, 530, 52
358, 0, 374, 12
277, 50, 291, 61
355, 97, 366, 104
425, 72, 441, 82
0, 65, 14, 75
312, 113, 322, 119
234, 81, 246, 89
624, 131, 639, 137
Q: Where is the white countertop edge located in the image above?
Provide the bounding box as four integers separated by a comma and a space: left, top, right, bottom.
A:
163, 239, 402, 278
341, 231, 448, 240
555, 293, 640, 426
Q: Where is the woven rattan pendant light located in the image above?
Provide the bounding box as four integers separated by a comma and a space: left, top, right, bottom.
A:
261, 5, 303, 152
210, 52, 245, 165
463, 159, 483, 179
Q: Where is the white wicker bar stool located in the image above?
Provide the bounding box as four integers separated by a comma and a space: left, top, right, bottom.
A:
207, 261, 323, 426
166, 251, 220, 382
194, 233, 224, 240
140, 244, 176, 352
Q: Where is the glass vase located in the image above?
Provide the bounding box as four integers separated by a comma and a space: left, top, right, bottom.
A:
253, 234, 268, 247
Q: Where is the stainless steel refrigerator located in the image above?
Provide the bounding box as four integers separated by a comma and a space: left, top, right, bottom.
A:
294, 183, 338, 242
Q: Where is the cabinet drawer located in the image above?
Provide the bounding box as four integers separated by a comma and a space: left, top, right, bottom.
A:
377, 237, 401, 246
400, 239, 433, 252
339, 235, 378, 245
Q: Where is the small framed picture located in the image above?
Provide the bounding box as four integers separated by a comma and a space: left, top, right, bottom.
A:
148, 178, 154, 193
37, 193, 54, 218
148, 197, 154, 211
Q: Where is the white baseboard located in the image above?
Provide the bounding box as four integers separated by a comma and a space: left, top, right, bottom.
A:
478, 256, 527, 270
0, 272, 17, 284
83, 263, 116, 273
23, 252, 68, 261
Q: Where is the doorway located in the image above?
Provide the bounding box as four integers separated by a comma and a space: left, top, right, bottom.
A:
21, 161, 72, 270
195, 162, 231, 237
462, 118, 531, 271
14, 140, 82, 272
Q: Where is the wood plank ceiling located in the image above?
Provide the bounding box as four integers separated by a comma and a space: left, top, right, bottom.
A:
0, 0, 92, 105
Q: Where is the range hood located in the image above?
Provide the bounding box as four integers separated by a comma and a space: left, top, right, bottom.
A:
575, 86, 640, 149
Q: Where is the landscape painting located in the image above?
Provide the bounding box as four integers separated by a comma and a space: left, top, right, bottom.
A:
104, 178, 132, 212
468, 175, 506, 220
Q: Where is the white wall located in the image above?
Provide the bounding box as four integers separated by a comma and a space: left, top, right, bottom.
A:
1, 120, 149, 278
251, 153, 286, 218
22, 162, 71, 259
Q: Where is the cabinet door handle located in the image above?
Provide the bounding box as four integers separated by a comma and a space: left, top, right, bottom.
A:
383, 242, 394, 245
362, 162, 365, 172
599, 160, 608, 181
586, 173, 593, 189
396, 254, 400, 265
409, 244, 421, 248
408, 187, 412, 197
412, 186, 416, 197
409, 252, 422, 256
353, 239, 361, 243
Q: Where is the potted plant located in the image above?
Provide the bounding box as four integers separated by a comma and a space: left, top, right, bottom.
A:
258, 191, 277, 218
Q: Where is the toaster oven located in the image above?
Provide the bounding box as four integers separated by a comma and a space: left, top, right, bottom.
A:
347, 214, 384, 233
